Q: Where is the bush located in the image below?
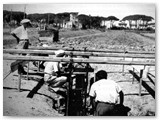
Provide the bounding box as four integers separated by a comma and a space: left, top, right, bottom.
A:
146, 27, 155, 32
110, 26, 126, 30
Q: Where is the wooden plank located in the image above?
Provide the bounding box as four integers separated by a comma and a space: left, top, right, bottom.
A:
139, 69, 143, 96
132, 67, 135, 84
66, 68, 94, 72
27, 78, 44, 98
3, 54, 155, 66
129, 70, 155, 98
3, 70, 12, 80
18, 73, 22, 92
10, 60, 29, 72
4, 49, 155, 59
27, 62, 29, 80
29, 46, 155, 54
3, 49, 54, 55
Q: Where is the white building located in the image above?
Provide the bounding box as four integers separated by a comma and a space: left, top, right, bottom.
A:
63, 12, 82, 29
101, 20, 116, 29
148, 20, 155, 29
121, 19, 154, 29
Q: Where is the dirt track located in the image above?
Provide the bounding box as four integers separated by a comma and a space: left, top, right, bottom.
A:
3, 29, 155, 116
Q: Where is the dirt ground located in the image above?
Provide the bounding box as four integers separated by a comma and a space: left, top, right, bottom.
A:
3, 28, 155, 116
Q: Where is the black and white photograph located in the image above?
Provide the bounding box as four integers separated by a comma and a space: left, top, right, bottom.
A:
3, 3, 156, 117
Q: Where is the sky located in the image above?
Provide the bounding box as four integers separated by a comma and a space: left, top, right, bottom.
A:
3, 3, 155, 20
0, 1, 160, 120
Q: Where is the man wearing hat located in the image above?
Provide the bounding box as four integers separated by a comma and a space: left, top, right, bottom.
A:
11, 19, 31, 48
44, 50, 67, 93
11, 19, 32, 74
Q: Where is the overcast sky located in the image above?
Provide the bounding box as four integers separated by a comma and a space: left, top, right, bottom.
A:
3, 4, 155, 20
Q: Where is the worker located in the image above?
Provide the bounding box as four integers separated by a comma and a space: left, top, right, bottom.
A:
44, 50, 67, 93
89, 70, 124, 116
11, 19, 32, 74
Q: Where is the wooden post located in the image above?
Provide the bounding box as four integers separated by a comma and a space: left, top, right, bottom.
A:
18, 73, 22, 92
66, 61, 73, 116
17, 64, 22, 92
66, 74, 71, 116
66, 79, 70, 116
38, 61, 40, 72
84, 63, 89, 115
139, 69, 143, 96
27, 62, 29, 80
132, 67, 135, 84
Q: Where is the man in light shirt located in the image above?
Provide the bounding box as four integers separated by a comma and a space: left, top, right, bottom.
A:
11, 19, 32, 74
44, 50, 67, 93
89, 70, 124, 116
11, 19, 31, 49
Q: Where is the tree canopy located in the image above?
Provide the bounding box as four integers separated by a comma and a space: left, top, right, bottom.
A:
4, 10, 71, 25
77, 14, 90, 29
122, 14, 154, 21
28, 13, 56, 23
90, 16, 102, 28
3, 10, 154, 30
106, 16, 119, 21
3, 10, 25, 24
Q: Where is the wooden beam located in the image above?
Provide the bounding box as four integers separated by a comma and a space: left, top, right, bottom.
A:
18, 73, 22, 92
139, 69, 143, 96
10, 60, 29, 72
3, 54, 155, 66
129, 70, 155, 98
3, 49, 55, 55
3, 49, 155, 59
29, 46, 155, 54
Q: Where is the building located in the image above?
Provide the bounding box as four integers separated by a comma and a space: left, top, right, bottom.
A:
101, 20, 118, 29
147, 20, 155, 30
63, 12, 82, 29
121, 19, 155, 30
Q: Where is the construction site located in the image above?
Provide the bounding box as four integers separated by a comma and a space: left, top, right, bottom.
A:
3, 26, 155, 116
2, 3, 156, 117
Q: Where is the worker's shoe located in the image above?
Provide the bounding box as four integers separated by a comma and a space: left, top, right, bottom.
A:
48, 87, 59, 93
48, 86, 66, 92
48, 86, 67, 97
18, 70, 27, 75
56, 90, 67, 98
18, 65, 27, 75
58, 106, 66, 114
21, 70, 27, 75
62, 83, 68, 89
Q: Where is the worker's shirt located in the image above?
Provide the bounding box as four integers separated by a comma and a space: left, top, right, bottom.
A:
89, 79, 122, 104
11, 25, 29, 39
44, 62, 62, 81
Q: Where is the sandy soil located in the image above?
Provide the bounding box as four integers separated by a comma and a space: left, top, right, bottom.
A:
3, 28, 155, 116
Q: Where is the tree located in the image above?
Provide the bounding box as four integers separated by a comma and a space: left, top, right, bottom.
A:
105, 16, 119, 28
78, 15, 105, 29
3, 10, 25, 25
90, 16, 102, 28
78, 14, 90, 29
55, 12, 70, 27
28, 13, 56, 23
